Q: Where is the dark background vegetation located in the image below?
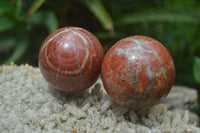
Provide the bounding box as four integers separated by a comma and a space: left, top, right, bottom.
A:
0, 0, 200, 113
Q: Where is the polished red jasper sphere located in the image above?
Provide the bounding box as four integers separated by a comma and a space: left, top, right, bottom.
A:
39, 27, 104, 93
101, 36, 175, 109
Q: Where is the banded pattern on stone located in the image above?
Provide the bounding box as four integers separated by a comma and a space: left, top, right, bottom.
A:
39, 27, 104, 93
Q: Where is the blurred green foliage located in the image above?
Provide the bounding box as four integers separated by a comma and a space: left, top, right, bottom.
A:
193, 56, 200, 113
194, 57, 200, 85
0, 0, 200, 110
0, 0, 58, 65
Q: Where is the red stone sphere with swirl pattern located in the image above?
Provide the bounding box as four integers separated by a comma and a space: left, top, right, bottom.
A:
101, 36, 175, 109
39, 27, 104, 93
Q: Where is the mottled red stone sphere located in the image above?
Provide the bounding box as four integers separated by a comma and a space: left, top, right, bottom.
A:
39, 27, 104, 93
101, 36, 175, 109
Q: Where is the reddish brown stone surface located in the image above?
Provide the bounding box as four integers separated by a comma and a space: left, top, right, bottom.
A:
39, 27, 104, 93
101, 36, 175, 109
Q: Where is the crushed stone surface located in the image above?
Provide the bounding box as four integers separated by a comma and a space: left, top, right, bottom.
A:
0, 64, 199, 133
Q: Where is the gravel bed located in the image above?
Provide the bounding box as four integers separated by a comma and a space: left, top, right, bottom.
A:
0, 64, 199, 133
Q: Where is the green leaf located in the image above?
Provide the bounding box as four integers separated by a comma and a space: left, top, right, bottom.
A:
115, 10, 200, 25
80, 0, 114, 33
27, 0, 46, 16
0, 37, 15, 52
0, 17, 14, 32
190, 90, 200, 113
28, 11, 58, 33
15, 0, 23, 17
4, 36, 29, 65
95, 31, 125, 40
193, 56, 200, 84
0, 1, 15, 15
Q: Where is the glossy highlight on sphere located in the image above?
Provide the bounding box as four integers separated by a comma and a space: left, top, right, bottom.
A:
39, 27, 104, 93
101, 36, 175, 109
